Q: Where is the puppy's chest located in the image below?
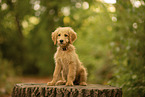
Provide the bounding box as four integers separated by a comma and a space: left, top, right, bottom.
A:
56, 51, 71, 67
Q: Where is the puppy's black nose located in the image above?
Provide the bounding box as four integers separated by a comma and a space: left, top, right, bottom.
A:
60, 40, 63, 43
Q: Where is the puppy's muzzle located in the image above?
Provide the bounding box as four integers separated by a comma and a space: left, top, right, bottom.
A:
60, 40, 63, 44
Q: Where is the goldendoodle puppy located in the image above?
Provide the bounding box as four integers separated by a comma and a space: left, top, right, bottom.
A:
47, 27, 87, 86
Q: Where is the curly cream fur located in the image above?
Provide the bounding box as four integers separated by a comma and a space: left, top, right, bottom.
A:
47, 27, 87, 86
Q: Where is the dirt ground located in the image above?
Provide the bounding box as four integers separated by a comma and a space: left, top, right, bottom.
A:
15, 76, 52, 83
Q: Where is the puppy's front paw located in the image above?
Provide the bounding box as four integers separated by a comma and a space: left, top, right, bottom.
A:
56, 80, 66, 85
65, 81, 74, 86
47, 81, 55, 86
79, 82, 87, 86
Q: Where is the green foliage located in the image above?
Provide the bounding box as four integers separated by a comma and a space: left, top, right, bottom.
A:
108, 0, 145, 97
0, 53, 15, 95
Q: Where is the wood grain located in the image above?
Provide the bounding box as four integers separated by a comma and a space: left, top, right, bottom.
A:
12, 83, 122, 97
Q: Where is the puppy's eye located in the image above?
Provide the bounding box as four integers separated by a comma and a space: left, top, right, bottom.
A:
58, 34, 61, 36
64, 34, 68, 37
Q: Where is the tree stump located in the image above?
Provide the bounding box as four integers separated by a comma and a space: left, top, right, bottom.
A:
12, 83, 122, 97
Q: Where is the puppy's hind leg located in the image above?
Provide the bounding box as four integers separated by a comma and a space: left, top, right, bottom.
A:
79, 66, 87, 86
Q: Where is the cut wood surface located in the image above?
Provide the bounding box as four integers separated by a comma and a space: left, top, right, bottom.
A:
12, 83, 122, 97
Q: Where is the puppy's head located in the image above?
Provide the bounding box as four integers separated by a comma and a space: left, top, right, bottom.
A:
52, 27, 77, 47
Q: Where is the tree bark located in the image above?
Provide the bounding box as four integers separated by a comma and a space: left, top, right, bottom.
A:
15, 15, 23, 40
12, 83, 122, 97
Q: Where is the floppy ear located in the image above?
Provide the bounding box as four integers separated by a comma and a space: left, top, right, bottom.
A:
69, 28, 77, 44
51, 31, 57, 45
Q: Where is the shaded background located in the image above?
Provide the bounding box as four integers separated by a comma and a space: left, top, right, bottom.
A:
0, 0, 145, 96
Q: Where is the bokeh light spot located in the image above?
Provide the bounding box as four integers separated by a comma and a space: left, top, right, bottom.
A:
83, 2, 89, 10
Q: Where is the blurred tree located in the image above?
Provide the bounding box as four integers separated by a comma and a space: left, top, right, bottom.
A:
0, 0, 112, 78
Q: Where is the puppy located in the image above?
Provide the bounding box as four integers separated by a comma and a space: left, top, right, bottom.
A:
47, 27, 87, 86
